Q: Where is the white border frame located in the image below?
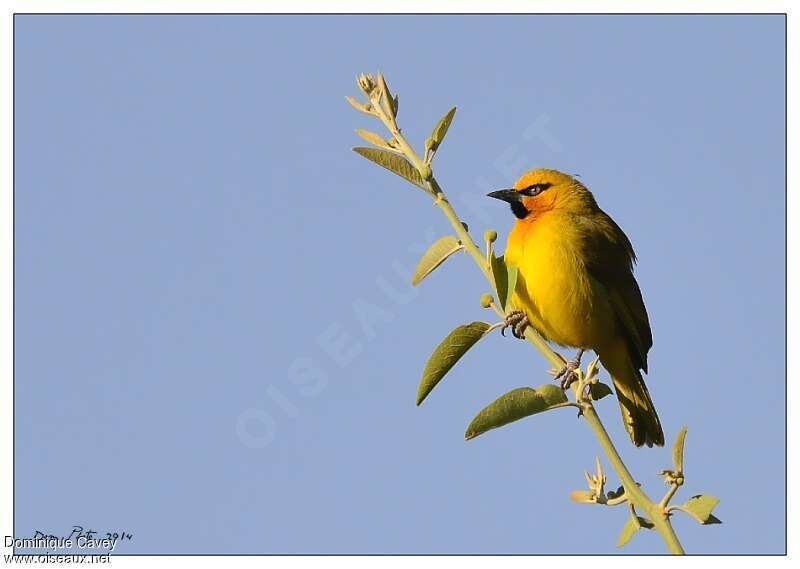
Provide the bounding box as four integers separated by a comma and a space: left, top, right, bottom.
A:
1, 2, 795, 567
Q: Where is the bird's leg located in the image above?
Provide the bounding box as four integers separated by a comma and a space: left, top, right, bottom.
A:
554, 348, 585, 390
501, 310, 529, 339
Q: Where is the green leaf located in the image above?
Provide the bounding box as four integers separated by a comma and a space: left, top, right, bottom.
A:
353, 147, 427, 191
428, 107, 457, 152
345, 95, 372, 114
616, 514, 655, 548
464, 384, 568, 440
589, 381, 613, 401
416, 322, 491, 405
672, 426, 688, 474
355, 128, 394, 151
505, 264, 518, 311
616, 515, 640, 548
682, 495, 720, 524
411, 236, 463, 286
377, 73, 391, 99
490, 254, 518, 311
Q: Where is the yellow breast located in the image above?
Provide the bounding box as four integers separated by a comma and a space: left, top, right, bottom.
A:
504, 213, 609, 348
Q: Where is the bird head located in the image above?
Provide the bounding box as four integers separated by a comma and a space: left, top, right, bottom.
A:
488, 168, 596, 220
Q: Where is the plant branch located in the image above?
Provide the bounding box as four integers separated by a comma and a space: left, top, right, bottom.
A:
580, 403, 684, 554
368, 90, 564, 369
659, 483, 681, 510
351, 74, 686, 554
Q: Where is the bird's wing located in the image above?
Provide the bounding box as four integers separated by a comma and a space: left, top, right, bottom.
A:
574, 212, 653, 372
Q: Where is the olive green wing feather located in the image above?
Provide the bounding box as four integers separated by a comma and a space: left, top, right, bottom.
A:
574, 211, 653, 371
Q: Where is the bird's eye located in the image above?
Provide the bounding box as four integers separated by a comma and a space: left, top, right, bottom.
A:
520, 183, 551, 197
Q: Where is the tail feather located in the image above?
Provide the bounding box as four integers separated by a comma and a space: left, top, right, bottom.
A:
600, 343, 664, 447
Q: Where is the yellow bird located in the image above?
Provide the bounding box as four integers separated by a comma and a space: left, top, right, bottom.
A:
488, 168, 664, 447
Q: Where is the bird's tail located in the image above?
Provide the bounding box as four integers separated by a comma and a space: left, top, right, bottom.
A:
600, 342, 664, 447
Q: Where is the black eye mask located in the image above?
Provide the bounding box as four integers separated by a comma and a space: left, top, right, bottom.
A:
487, 183, 553, 219
518, 182, 552, 197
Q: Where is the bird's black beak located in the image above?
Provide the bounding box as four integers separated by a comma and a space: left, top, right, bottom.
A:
487, 189, 521, 203
488, 188, 529, 219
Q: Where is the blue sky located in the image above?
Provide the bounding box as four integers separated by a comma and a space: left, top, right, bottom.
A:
14, 14, 785, 554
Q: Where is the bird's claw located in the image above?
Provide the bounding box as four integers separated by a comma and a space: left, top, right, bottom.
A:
554, 349, 585, 390
501, 310, 529, 339
554, 366, 578, 390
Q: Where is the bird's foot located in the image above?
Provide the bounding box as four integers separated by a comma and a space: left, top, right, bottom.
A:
554, 349, 585, 390
501, 310, 529, 339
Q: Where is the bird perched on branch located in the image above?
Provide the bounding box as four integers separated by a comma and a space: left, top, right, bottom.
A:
488, 169, 663, 447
